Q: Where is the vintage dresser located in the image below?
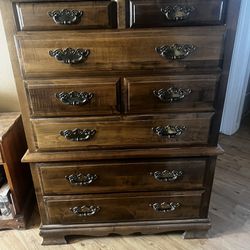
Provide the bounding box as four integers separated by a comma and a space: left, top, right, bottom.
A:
0, 0, 241, 245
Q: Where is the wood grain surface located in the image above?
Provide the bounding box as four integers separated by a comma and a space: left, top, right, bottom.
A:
15, 27, 225, 78
0, 117, 249, 249
31, 113, 213, 151
44, 191, 204, 224
15, 1, 117, 31
26, 78, 120, 117
124, 75, 218, 114
39, 159, 207, 195
128, 0, 226, 28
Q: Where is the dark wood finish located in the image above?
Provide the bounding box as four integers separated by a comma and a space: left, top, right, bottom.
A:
0, 113, 34, 229
0, 0, 241, 244
25, 78, 120, 117
124, 75, 218, 114
15, 1, 117, 31
39, 159, 207, 195
44, 191, 204, 224
31, 113, 213, 151
40, 219, 211, 245
128, 0, 226, 28
15, 27, 225, 78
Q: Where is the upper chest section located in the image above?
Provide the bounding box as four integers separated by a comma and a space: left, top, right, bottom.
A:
13, 0, 226, 31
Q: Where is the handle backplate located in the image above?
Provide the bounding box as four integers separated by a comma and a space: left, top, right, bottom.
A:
150, 202, 180, 212
48, 9, 83, 25
153, 87, 191, 103
150, 170, 183, 182
60, 128, 96, 141
70, 205, 100, 217
156, 44, 196, 60
152, 125, 186, 138
49, 48, 90, 64
65, 173, 97, 186
161, 5, 195, 21
56, 91, 94, 106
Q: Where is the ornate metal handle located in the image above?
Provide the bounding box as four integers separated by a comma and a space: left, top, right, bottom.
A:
161, 5, 195, 21
48, 9, 83, 25
65, 173, 97, 186
70, 205, 100, 217
153, 87, 191, 103
60, 128, 96, 141
55, 91, 94, 106
150, 170, 183, 182
49, 48, 90, 64
152, 125, 186, 138
150, 202, 180, 212
156, 44, 196, 60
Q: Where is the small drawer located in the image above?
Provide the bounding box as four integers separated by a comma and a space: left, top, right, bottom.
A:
15, 27, 224, 78
26, 78, 120, 117
15, 1, 117, 31
128, 0, 225, 28
31, 113, 213, 151
44, 191, 204, 224
39, 159, 207, 195
124, 75, 218, 114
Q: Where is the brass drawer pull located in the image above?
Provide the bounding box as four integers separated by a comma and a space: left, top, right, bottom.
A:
65, 173, 97, 186
70, 205, 100, 217
152, 125, 186, 138
60, 128, 96, 141
150, 170, 183, 182
48, 9, 83, 25
150, 202, 180, 213
161, 5, 195, 21
55, 91, 94, 106
156, 44, 196, 60
49, 48, 90, 64
153, 87, 191, 103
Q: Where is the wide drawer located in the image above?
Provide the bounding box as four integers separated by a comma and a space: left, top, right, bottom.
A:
15, 27, 225, 78
39, 159, 207, 195
128, 0, 225, 28
31, 113, 213, 151
15, 1, 117, 31
44, 191, 204, 224
26, 78, 120, 117
124, 75, 218, 114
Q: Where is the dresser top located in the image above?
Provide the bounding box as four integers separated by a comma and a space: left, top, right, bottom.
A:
0, 112, 20, 142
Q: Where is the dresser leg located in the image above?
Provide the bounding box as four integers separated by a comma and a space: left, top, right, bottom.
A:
41, 234, 67, 245
183, 229, 209, 239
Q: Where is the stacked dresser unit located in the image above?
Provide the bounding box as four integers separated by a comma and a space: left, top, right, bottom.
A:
0, 0, 240, 245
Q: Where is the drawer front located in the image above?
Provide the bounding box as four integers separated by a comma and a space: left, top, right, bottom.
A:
16, 27, 224, 78
26, 78, 120, 117
128, 0, 225, 28
45, 191, 203, 224
40, 159, 207, 195
124, 75, 218, 114
31, 113, 212, 151
15, 1, 117, 31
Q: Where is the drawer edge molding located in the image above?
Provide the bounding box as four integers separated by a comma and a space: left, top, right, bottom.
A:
22, 146, 224, 163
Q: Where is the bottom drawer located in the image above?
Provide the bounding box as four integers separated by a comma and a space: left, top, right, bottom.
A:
45, 191, 203, 224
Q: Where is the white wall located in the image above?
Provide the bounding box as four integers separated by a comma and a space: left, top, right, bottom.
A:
0, 12, 20, 112
220, 0, 250, 135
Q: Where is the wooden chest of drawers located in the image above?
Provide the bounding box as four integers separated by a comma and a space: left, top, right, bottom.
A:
0, 0, 241, 245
